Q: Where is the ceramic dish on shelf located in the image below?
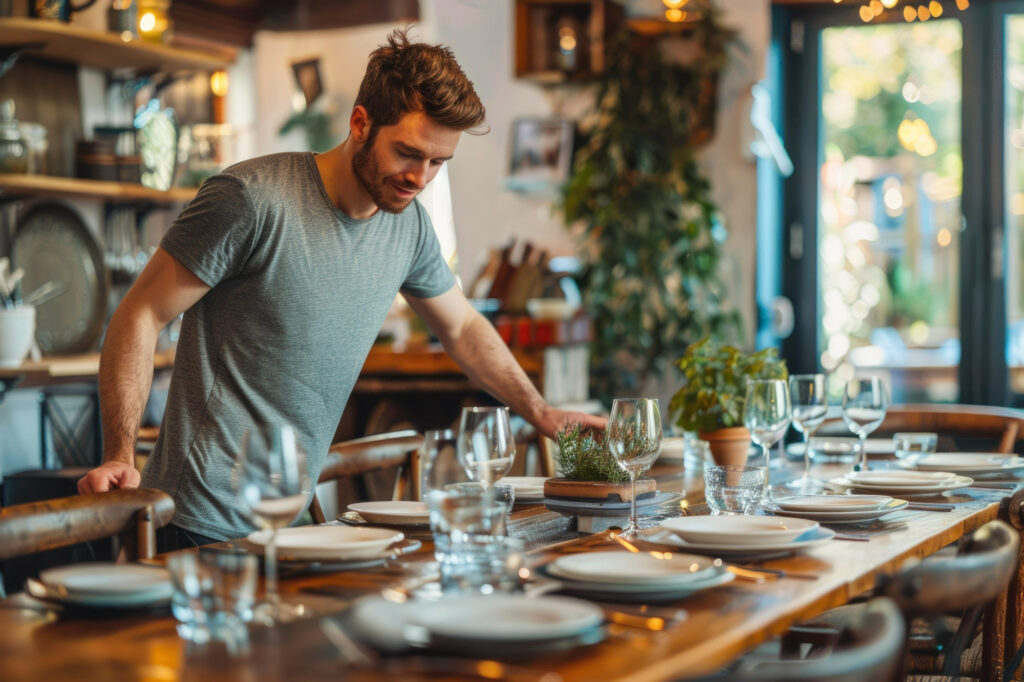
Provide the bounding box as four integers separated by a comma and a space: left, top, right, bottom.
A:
658, 515, 819, 546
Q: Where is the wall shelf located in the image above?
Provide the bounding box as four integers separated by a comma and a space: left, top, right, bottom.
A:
0, 17, 233, 72
0, 174, 197, 205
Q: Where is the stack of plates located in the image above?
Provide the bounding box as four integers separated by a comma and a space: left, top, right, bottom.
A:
247, 526, 404, 562
346, 501, 430, 526
30, 563, 173, 609
543, 550, 733, 602
647, 516, 834, 558
898, 453, 1024, 478
348, 593, 605, 657
829, 470, 973, 497
771, 494, 907, 522
500, 476, 547, 502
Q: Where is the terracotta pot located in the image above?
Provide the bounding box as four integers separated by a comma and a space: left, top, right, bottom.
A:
698, 427, 751, 467
543, 477, 656, 502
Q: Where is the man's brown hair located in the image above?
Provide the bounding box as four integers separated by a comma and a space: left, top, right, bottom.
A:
355, 28, 486, 133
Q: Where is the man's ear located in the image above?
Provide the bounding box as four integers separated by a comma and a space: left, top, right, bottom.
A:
350, 105, 373, 143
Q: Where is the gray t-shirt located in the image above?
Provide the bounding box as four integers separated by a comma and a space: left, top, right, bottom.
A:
140, 152, 455, 540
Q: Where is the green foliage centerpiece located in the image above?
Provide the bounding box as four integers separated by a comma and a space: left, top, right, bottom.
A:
668, 338, 788, 465
544, 423, 656, 503
561, 6, 743, 400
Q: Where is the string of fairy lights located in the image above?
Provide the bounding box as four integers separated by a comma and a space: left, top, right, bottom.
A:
837, 0, 971, 23
656, 0, 970, 24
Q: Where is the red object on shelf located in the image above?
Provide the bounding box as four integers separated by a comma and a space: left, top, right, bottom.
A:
495, 314, 593, 348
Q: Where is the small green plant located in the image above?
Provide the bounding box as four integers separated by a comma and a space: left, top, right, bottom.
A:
554, 423, 629, 482
669, 338, 788, 433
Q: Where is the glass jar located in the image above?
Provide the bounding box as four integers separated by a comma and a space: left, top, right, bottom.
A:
0, 99, 28, 174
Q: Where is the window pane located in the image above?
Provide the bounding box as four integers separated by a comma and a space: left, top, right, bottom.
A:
819, 21, 963, 402
1005, 15, 1024, 394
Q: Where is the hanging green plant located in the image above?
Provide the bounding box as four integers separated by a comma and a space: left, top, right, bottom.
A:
561, 6, 743, 401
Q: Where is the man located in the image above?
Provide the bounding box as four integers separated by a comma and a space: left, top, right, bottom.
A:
77, 30, 604, 546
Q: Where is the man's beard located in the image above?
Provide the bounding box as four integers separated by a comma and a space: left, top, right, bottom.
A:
352, 134, 418, 214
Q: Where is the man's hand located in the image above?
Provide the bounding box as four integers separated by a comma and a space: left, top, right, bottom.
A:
534, 407, 607, 441
77, 461, 141, 494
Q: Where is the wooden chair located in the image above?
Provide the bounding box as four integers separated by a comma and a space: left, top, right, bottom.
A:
699, 598, 905, 682
820, 403, 1024, 453
309, 430, 424, 524
783, 520, 1019, 682
0, 488, 175, 564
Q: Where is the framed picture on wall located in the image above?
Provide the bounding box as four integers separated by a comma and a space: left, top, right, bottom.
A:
506, 117, 575, 194
291, 57, 324, 108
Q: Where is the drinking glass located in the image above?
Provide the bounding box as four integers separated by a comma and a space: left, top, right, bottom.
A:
842, 377, 888, 472
704, 465, 767, 515
743, 379, 791, 504
420, 428, 463, 499
785, 374, 828, 493
457, 406, 516, 488
234, 423, 310, 623
606, 398, 662, 537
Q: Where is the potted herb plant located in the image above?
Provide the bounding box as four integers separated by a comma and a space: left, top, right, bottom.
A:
668, 338, 788, 466
543, 423, 656, 502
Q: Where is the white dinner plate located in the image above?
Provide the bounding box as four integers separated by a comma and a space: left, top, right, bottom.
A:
643, 525, 836, 556
771, 499, 909, 523
347, 501, 430, 525
846, 470, 956, 485
544, 563, 735, 598
247, 526, 403, 560
501, 476, 548, 500
38, 563, 172, 606
550, 551, 716, 586
899, 453, 1024, 475
828, 475, 973, 496
774, 494, 894, 512
659, 515, 819, 546
412, 594, 604, 641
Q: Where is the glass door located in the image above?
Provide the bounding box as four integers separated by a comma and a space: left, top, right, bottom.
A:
778, 1, 1016, 406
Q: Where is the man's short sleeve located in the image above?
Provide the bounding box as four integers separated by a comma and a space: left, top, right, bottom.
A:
160, 174, 258, 287
400, 202, 456, 298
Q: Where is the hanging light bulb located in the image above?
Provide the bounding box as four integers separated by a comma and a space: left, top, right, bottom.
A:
903, 5, 917, 21
662, 0, 686, 8
881, 0, 898, 7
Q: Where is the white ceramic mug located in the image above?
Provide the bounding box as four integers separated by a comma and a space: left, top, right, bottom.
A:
0, 305, 35, 367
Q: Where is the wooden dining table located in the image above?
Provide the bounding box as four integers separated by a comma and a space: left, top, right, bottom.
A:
0, 457, 1018, 682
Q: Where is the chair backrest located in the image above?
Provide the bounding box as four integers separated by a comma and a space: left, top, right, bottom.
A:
729, 598, 905, 682
819, 403, 1024, 453
311, 430, 424, 523
879, 519, 1019, 614
0, 488, 175, 561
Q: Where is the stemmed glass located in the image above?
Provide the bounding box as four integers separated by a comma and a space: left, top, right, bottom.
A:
234, 423, 310, 623
606, 398, 663, 538
784, 374, 828, 493
743, 380, 791, 504
457, 406, 516, 489
842, 376, 888, 472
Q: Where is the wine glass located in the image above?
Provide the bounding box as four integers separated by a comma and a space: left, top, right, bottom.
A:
606, 398, 662, 538
234, 423, 310, 623
743, 380, 791, 504
842, 376, 888, 472
784, 374, 828, 493
457, 406, 516, 489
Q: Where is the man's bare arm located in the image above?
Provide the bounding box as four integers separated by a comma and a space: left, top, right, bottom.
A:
404, 287, 605, 439
78, 248, 211, 494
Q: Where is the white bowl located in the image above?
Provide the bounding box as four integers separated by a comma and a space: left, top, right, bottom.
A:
660, 515, 819, 545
